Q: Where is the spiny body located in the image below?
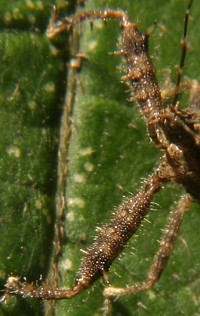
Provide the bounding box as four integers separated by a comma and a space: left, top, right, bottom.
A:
3, 0, 200, 304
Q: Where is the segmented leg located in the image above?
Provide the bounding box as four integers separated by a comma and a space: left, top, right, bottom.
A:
173, 0, 194, 107
1, 1, 198, 313
3, 170, 168, 300
104, 194, 192, 297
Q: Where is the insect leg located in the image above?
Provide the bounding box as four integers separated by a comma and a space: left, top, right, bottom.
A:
104, 194, 192, 297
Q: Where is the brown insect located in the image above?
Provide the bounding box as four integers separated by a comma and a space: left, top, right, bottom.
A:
1, 0, 200, 314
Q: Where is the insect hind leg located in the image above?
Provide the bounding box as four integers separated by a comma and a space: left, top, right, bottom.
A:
104, 194, 192, 298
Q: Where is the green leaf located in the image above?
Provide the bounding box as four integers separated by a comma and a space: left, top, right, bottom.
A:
0, 1, 67, 315
1, 0, 200, 316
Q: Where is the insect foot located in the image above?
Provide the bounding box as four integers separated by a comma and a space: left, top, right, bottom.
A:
2, 171, 165, 302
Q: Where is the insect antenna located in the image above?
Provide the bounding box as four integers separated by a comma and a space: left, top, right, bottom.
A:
172, 0, 194, 107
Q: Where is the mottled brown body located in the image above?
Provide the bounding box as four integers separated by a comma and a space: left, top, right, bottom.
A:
121, 23, 162, 118
1, 0, 199, 312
